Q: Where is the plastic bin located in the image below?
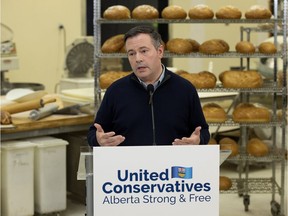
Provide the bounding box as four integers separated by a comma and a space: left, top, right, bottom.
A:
1, 140, 35, 216
28, 136, 69, 214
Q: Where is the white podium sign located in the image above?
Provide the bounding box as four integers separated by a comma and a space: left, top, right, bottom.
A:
93, 145, 219, 216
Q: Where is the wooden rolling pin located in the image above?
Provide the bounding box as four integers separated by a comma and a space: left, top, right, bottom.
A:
1, 97, 57, 114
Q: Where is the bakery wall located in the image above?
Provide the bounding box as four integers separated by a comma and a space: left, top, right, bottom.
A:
169, 0, 270, 77
2, 0, 84, 93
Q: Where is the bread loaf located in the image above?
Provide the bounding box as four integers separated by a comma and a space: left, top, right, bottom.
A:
199, 39, 229, 54
219, 70, 263, 88
166, 38, 194, 54
219, 137, 239, 157
1, 110, 12, 125
235, 41, 256, 53
132, 5, 159, 19
101, 34, 125, 53
247, 138, 269, 157
99, 71, 131, 89
208, 138, 217, 145
103, 5, 131, 19
245, 5, 272, 19
258, 42, 277, 54
232, 103, 271, 123
202, 103, 227, 123
216, 5, 242, 19
188, 4, 214, 19
161, 5, 187, 19
178, 71, 217, 89
220, 176, 232, 191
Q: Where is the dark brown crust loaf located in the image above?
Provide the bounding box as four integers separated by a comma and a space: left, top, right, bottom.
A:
216, 5, 242, 19
161, 5, 187, 19
220, 176, 232, 191
103, 5, 131, 19
245, 5, 272, 19
101, 34, 125, 53
166, 38, 194, 54
132, 5, 159, 19
199, 39, 229, 54
219, 70, 263, 88
235, 41, 256, 53
188, 4, 214, 19
258, 42, 277, 54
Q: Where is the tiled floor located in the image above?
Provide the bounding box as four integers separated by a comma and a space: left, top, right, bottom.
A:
62, 161, 287, 216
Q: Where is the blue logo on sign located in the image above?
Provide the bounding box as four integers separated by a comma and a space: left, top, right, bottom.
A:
171, 166, 193, 179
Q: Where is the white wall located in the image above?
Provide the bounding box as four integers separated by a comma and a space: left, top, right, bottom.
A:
169, 0, 270, 77
2, 0, 84, 93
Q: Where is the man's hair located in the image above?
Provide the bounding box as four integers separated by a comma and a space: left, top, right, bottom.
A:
124, 25, 162, 48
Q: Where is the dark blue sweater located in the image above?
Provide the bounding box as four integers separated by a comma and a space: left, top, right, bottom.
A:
87, 68, 210, 146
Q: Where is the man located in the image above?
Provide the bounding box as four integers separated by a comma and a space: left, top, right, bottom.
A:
87, 25, 210, 146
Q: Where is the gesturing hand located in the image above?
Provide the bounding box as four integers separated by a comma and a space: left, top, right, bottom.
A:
94, 123, 125, 146
172, 126, 201, 145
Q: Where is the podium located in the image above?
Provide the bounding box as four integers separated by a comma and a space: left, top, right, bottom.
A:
78, 145, 231, 216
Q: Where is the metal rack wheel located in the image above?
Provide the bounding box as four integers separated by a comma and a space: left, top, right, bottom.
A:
243, 194, 250, 211
270, 200, 281, 216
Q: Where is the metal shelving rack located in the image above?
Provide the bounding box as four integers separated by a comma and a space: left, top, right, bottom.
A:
93, 0, 287, 215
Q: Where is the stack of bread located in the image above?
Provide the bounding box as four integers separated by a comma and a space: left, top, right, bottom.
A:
177, 70, 217, 89
219, 70, 263, 88
202, 103, 227, 123
99, 71, 131, 89
232, 103, 271, 123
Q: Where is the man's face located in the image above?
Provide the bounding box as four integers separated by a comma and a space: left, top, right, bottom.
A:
125, 33, 164, 83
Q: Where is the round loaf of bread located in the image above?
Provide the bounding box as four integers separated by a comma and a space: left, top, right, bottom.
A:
247, 138, 269, 157
103, 5, 131, 19
219, 70, 263, 88
235, 41, 256, 53
220, 176, 232, 191
245, 5, 272, 19
132, 5, 159, 19
258, 42, 277, 54
203, 103, 227, 123
216, 5, 242, 19
219, 137, 239, 157
99, 71, 131, 89
208, 138, 217, 145
186, 39, 200, 52
232, 103, 271, 123
178, 71, 217, 89
188, 4, 214, 19
101, 34, 125, 53
199, 39, 229, 54
161, 5, 187, 19
166, 38, 194, 54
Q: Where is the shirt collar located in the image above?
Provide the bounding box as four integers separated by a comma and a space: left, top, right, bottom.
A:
139, 64, 165, 90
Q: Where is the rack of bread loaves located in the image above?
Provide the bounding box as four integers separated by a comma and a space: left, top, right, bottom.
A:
93, 1, 287, 214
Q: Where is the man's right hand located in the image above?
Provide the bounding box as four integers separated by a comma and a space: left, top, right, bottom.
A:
94, 123, 125, 146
